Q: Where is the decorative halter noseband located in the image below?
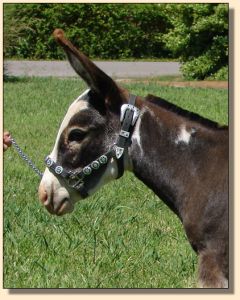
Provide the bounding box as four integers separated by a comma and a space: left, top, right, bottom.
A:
44, 94, 140, 198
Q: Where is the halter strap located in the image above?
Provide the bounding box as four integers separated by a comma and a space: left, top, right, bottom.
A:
45, 93, 139, 197
115, 94, 137, 178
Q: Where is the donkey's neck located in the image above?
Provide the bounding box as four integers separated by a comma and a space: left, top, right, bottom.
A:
128, 99, 226, 219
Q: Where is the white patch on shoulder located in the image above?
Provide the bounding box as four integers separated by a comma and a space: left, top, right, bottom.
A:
175, 124, 191, 145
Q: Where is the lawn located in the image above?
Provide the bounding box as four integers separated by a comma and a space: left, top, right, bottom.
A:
3, 77, 228, 288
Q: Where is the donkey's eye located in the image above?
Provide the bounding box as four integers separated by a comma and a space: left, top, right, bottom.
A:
68, 129, 87, 142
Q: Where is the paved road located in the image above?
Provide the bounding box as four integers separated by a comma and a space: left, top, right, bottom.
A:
4, 60, 181, 78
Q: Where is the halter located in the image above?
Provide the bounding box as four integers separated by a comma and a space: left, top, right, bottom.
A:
44, 94, 140, 198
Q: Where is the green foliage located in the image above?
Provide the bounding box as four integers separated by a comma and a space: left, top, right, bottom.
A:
4, 3, 171, 60
209, 65, 228, 80
4, 3, 228, 79
3, 4, 29, 57
163, 4, 228, 79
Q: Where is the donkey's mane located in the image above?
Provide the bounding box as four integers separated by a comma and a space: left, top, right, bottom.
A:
145, 94, 228, 130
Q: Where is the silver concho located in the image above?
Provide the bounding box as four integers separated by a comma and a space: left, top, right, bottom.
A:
55, 166, 63, 175
91, 161, 100, 170
46, 157, 53, 167
115, 146, 124, 159
99, 155, 108, 164
83, 166, 92, 175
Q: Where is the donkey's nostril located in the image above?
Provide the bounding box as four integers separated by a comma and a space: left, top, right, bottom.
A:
38, 184, 48, 204
38, 184, 55, 214
55, 196, 73, 216
43, 192, 48, 202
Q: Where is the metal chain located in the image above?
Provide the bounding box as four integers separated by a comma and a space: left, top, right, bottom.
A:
10, 137, 43, 178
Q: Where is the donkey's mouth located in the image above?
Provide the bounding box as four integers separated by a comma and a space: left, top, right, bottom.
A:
55, 198, 74, 216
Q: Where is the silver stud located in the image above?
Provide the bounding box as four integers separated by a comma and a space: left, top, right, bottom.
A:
83, 166, 92, 175
91, 161, 100, 170
55, 166, 63, 175
46, 158, 53, 167
99, 155, 108, 164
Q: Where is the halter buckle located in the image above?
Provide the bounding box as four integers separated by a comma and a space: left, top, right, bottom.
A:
68, 173, 84, 189
120, 104, 140, 126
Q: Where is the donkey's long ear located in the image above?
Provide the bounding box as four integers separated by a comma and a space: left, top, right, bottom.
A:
53, 29, 125, 111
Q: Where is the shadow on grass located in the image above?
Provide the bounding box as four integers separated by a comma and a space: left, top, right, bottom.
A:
3, 74, 31, 83
3, 63, 30, 83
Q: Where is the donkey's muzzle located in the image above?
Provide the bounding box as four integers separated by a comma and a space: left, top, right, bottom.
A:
38, 183, 74, 216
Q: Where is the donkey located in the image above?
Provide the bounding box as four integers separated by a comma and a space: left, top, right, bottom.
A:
38, 29, 228, 288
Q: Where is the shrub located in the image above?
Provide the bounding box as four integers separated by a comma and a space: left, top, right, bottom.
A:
163, 4, 228, 79
4, 3, 172, 60
3, 5, 29, 58
4, 3, 228, 80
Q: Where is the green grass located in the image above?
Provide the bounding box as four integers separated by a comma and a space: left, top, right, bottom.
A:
3, 77, 228, 288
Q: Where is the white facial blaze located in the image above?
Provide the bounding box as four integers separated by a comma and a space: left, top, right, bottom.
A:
49, 89, 90, 162
175, 125, 192, 145
40, 89, 90, 205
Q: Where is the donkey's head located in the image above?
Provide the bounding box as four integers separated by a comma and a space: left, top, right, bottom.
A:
38, 29, 140, 216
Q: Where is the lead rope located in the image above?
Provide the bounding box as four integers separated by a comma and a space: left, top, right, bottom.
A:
10, 137, 43, 178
